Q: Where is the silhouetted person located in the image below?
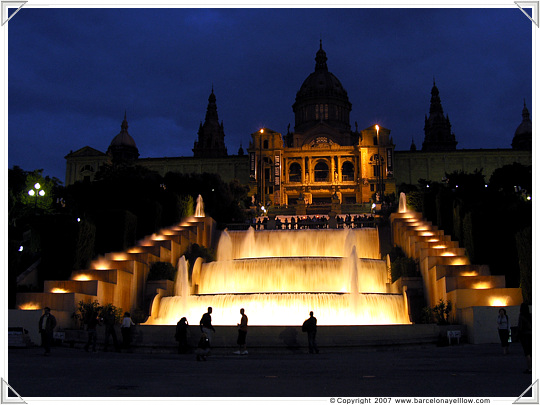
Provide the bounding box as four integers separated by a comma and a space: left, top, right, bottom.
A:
195, 332, 211, 361
38, 307, 56, 356
175, 317, 189, 354
121, 312, 135, 351
84, 308, 100, 352
234, 308, 248, 355
102, 307, 120, 352
302, 311, 319, 354
518, 303, 532, 373
200, 307, 215, 344
496, 308, 510, 355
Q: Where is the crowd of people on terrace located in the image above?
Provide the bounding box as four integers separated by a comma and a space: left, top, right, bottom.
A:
254, 214, 375, 230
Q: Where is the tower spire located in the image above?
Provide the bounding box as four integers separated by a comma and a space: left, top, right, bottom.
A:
121, 110, 128, 130
315, 40, 328, 71
193, 87, 228, 158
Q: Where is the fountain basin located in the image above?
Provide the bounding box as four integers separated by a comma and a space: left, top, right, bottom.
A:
146, 292, 410, 326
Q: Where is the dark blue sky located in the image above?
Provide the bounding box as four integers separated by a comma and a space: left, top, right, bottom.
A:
6, 6, 534, 183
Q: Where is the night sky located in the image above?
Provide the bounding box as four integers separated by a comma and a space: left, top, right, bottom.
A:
6, 5, 534, 184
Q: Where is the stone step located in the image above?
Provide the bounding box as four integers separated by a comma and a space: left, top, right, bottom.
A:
105, 251, 160, 265
421, 255, 471, 273
127, 244, 172, 263
417, 247, 467, 262
434, 264, 491, 279
16, 291, 97, 311
447, 287, 523, 309
441, 275, 506, 292
71, 268, 130, 284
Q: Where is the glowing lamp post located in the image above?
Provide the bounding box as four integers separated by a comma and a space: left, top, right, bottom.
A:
375, 125, 383, 202
28, 182, 45, 211
259, 128, 265, 208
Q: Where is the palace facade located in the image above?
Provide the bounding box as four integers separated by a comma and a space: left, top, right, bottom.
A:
65, 43, 531, 206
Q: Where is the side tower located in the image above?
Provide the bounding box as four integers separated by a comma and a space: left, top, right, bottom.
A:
193, 88, 228, 158
422, 81, 457, 152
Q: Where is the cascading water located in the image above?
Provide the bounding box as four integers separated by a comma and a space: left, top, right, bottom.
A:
221, 228, 380, 260
146, 228, 410, 326
348, 246, 359, 315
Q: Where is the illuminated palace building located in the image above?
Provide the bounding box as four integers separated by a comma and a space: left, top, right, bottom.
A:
247, 43, 395, 207
65, 43, 531, 207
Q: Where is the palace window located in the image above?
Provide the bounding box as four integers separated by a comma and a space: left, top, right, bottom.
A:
80, 164, 94, 173
289, 163, 302, 183
341, 161, 355, 181
315, 104, 329, 120
369, 154, 384, 178
314, 161, 329, 182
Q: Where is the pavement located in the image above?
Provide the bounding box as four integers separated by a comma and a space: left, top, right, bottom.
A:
6, 343, 534, 401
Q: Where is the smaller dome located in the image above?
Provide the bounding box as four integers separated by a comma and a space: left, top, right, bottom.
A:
512, 101, 532, 150
514, 105, 532, 137
514, 120, 532, 137
110, 114, 137, 149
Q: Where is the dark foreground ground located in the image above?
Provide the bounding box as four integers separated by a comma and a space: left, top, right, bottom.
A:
7, 343, 533, 400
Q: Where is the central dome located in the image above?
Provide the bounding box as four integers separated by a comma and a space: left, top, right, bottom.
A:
292, 42, 352, 135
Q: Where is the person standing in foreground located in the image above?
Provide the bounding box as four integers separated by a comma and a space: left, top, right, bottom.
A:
195, 332, 211, 361
102, 306, 120, 352
120, 312, 135, 351
234, 308, 248, 355
84, 308, 100, 353
302, 311, 319, 354
496, 308, 510, 355
38, 307, 57, 356
175, 317, 189, 354
518, 303, 532, 374
200, 307, 215, 345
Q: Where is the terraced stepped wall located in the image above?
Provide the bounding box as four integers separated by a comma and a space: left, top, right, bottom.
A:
390, 209, 523, 343
14, 217, 215, 331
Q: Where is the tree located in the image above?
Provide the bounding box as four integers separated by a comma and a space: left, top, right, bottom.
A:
432, 299, 453, 325
147, 262, 177, 281
20, 170, 60, 213
489, 163, 531, 197
75, 300, 122, 329
9, 167, 62, 224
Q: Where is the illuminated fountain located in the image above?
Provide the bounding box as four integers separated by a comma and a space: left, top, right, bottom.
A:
398, 192, 407, 213
145, 228, 411, 326
194, 194, 205, 217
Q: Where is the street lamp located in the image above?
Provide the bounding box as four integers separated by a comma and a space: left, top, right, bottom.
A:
259, 129, 265, 207
28, 182, 45, 210
375, 125, 383, 202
